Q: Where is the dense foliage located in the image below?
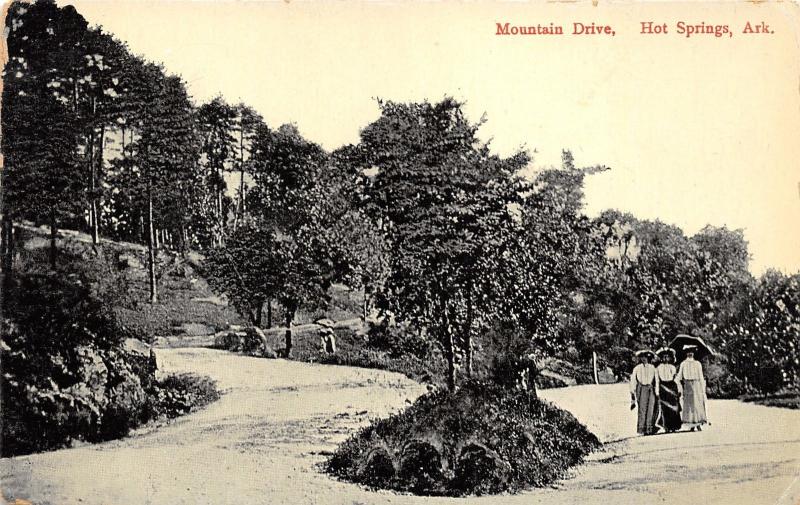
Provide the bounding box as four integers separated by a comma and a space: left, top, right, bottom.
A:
0, 242, 220, 457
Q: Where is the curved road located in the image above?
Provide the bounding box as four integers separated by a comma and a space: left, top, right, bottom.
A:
3, 348, 799, 505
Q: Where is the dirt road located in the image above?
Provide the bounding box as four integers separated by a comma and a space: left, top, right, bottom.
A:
3, 348, 798, 505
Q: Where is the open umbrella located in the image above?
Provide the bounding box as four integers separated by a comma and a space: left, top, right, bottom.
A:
668, 334, 714, 360
315, 318, 335, 329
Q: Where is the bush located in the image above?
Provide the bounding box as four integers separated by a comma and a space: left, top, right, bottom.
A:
366, 320, 432, 360
741, 390, 800, 409
1, 249, 221, 456
146, 373, 220, 419
601, 346, 634, 381
326, 380, 600, 496
704, 357, 747, 399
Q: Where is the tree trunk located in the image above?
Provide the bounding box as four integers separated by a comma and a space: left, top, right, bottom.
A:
362, 289, 369, 321
592, 351, 600, 385
147, 181, 158, 304
95, 123, 106, 240
236, 127, 246, 229
284, 308, 295, 358
49, 209, 58, 270
464, 285, 475, 377
266, 299, 273, 328
2, 217, 14, 291
216, 164, 224, 237
442, 301, 456, 392
88, 127, 98, 243
1, 217, 13, 274
255, 303, 263, 327
445, 328, 456, 392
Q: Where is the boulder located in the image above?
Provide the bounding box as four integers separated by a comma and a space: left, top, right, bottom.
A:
213, 331, 246, 351
536, 369, 577, 389
243, 327, 277, 358
117, 252, 144, 270
122, 338, 151, 356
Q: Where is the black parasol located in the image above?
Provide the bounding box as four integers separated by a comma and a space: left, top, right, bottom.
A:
668, 334, 714, 360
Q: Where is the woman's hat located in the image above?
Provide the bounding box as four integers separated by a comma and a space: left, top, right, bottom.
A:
683, 344, 698, 352
635, 349, 655, 359
656, 347, 676, 358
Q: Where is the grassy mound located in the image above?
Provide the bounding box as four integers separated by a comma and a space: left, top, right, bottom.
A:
326, 381, 600, 496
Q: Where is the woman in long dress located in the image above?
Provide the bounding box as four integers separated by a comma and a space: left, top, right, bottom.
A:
656, 348, 682, 432
675, 346, 708, 431
630, 350, 660, 435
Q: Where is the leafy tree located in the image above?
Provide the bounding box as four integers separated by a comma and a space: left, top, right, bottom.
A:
204, 224, 282, 326
508, 152, 609, 376
361, 98, 529, 391
211, 124, 345, 356
248, 123, 329, 231
720, 271, 799, 394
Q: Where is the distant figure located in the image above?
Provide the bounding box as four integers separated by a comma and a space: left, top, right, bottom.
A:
630, 350, 659, 435
149, 348, 158, 375
676, 345, 707, 431
320, 327, 336, 354
655, 348, 682, 433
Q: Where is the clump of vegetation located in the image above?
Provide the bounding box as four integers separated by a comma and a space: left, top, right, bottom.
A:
0, 241, 221, 457
146, 373, 221, 419
326, 381, 600, 496
741, 391, 800, 410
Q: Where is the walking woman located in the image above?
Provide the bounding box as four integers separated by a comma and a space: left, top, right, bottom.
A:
656, 348, 682, 432
630, 350, 660, 435
676, 345, 708, 431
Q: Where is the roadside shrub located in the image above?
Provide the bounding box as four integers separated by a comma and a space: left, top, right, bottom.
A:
741, 390, 800, 409
326, 380, 600, 496
750, 366, 785, 396
601, 346, 634, 381
146, 373, 220, 419
704, 357, 747, 399
366, 320, 431, 360
1, 247, 221, 456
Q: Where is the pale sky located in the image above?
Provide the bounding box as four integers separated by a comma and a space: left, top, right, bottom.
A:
65, 0, 800, 275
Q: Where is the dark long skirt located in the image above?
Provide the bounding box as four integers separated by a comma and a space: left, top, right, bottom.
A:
635, 383, 658, 435
658, 380, 682, 432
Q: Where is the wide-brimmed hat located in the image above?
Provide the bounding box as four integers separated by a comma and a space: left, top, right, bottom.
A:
683, 344, 698, 352
656, 347, 676, 358
635, 349, 655, 359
